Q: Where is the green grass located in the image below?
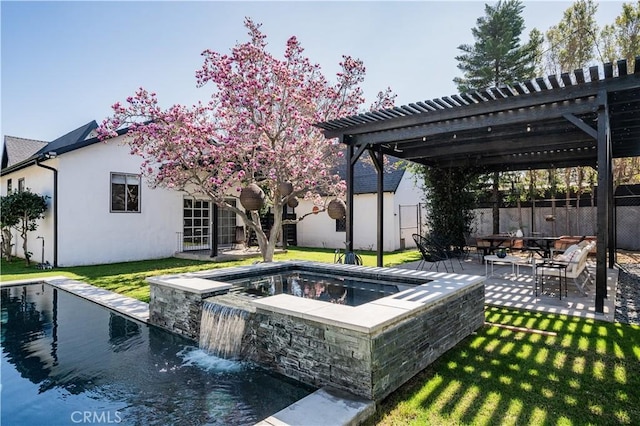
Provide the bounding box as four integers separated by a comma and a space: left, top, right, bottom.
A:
0, 247, 420, 302
367, 306, 640, 426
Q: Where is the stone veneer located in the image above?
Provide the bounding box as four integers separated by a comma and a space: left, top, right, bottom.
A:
148, 261, 485, 401
148, 276, 232, 341
243, 282, 483, 401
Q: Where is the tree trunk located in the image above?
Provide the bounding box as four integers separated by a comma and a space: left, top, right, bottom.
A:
21, 214, 30, 266
1, 228, 13, 262
247, 210, 270, 262
265, 203, 284, 262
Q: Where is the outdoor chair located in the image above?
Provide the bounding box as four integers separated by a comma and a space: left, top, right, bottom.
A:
412, 234, 454, 273
334, 248, 363, 265
464, 233, 482, 263
535, 241, 595, 296
428, 233, 464, 270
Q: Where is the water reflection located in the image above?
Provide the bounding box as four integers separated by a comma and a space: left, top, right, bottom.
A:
1, 284, 313, 426
230, 272, 399, 306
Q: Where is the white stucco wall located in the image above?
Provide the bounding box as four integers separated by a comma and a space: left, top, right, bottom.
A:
1, 161, 57, 264
55, 137, 183, 266
295, 170, 424, 252
295, 193, 393, 252
393, 171, 425, 249
1, 136, 184, 266
295, 194, 399, 252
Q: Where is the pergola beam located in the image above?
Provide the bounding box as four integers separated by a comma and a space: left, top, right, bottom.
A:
352, 99, 598, 146
320, 75, 640, 138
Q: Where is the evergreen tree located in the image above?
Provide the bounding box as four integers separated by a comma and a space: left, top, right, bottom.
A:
454, 0, 541, 92
453, 1, 541, 234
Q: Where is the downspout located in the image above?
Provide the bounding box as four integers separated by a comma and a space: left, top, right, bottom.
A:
35, 155, 58, 267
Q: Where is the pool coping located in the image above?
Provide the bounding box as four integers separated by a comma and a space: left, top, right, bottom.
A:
0, 276, 150, 322
151, 260, 486, 335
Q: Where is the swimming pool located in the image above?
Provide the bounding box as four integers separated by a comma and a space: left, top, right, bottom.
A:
0, 283, 314, 426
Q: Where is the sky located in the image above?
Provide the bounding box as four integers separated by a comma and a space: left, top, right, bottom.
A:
0, 0, 628, 143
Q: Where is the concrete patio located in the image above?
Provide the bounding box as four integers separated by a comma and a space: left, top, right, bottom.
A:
177, 246, 618, 322
395, 255, 617, 322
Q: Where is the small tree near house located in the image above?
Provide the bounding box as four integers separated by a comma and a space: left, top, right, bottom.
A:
1, 194, 19, 261
0, 190, 48, 265
98, 18, 394, 262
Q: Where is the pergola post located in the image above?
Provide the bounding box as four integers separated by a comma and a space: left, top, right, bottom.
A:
345, 138, 354, 253
608, 158, 616, 268
369, 147, 384, 267
595, 91, 611, 313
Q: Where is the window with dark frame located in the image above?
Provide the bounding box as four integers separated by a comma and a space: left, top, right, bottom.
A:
335, 217, 346, 232
183, 198, 210, 247
17, 178, 25, 193
6, 179, 12, 194
111, 173, 140, 212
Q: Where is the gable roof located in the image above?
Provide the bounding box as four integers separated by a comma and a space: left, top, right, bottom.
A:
34, 120, 99, 157
2, 136, 48, 168
335, 156, 406, 194
1, 121, 104, 175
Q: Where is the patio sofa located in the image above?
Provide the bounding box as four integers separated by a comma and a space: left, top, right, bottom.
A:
554, 236, 597, 254
536, 241, 596, 296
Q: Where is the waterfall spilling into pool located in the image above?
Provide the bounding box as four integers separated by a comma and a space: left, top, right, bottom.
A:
199, 301, 248, 359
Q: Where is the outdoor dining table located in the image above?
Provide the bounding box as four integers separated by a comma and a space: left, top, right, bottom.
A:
477, 234, 515, 258
521, 236, 561, 259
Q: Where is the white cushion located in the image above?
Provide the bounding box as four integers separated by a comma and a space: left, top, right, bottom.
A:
556, 248, 582, 263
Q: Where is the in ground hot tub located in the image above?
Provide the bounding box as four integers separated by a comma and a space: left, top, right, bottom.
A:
148, 261, 485, 401
225, 270, 414, 306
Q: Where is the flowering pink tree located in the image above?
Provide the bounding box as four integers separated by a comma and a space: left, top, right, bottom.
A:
98, 19, 393, 262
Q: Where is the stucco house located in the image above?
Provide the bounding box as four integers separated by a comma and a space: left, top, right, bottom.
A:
1, 121, 424, 266
297, 158, 425, 252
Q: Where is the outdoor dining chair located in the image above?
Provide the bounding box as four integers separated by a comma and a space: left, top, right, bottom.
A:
412, 234, 454, 273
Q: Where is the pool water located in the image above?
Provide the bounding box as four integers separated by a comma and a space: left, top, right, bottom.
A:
0, 284, 314, 426
228, 272, 401, 306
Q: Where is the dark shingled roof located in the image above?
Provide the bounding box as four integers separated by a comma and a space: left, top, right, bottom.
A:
2, 121, 102, 174
334, 157, 406, 194
34, 120, 99, 157
2, 136, 48, 168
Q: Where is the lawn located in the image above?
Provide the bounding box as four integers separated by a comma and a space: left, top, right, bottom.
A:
0, 247, 420, 302
368, 307, 640, 426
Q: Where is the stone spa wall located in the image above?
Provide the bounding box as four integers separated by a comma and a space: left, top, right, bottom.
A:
148, 261, 485, 401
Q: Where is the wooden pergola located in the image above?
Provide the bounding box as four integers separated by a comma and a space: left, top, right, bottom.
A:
315, 58, 640, 314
